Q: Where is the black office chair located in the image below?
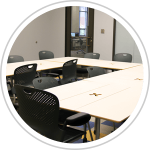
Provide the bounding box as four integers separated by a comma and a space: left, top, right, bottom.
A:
60, 59, 78, 84
39, 50, 62, 75
7, 55, 25, 107
43, 59, 78, 85
7, 55, 24, 83
77, 53, 100, 78
32, 76, 93, 142
113, 53, 132, 62
76, 38, 86, 54
7, 55, 24, 63
12, 64, 37, 105
112, 53, 132, 72
84, 53, 100, 59
15, 84, 92, 143
87, 66, 106, 78
39, 50, 54, 59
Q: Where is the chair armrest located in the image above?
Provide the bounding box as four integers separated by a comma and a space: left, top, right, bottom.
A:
65, 112, 91, 126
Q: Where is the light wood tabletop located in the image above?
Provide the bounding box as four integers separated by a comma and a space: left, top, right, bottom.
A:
77, 84, 142, 123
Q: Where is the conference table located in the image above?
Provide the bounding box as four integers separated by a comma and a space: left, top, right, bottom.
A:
6, 57, 143, 140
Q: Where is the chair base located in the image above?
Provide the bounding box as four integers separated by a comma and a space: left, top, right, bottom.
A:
59, 125, 85, 143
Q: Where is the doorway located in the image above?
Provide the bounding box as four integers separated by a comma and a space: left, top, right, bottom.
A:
65, 6, 94, 57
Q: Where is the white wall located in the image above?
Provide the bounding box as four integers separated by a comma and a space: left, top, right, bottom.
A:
133, 43, 142, 63
93, 10, 114, 61
115, 21, 142, 63
9, 7, 65, 61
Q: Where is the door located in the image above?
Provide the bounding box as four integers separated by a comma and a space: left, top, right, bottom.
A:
65, 6, 94, 57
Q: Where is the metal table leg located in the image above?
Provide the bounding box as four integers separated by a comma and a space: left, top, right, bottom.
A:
113, 122, 116, 131
94, 117, 97, 135
111, 122, 116, 133
94, 118, 101, 140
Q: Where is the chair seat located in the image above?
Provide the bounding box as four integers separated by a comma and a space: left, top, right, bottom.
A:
77, 68, 88, 74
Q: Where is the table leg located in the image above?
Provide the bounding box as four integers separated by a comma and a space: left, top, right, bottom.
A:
94, 118, 101, 140
110, 122, 116, 133
94, 117, 97, 135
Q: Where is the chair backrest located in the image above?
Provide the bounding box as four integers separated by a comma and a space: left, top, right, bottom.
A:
39, 50, 54, 60
87, 66, 105, 78
14, 84, 64, 141
14, 64, 37, 86
84, 53, 100, 59
113, 53, 132, 62
8, 55, 24, 63
33, 77, 59, 90
62, 59, 78, 83
79, 38, 83, 45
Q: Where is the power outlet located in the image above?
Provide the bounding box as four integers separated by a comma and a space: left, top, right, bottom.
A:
101, 29, 105, 34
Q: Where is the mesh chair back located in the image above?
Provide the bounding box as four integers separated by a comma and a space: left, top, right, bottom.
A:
8, 55, 24, 63
84, 53, 100, 59
62, 59, 78, 83
113, 53, 132, 62
33, 77, 59, 90
87, 66, 105, 77
14, 64, 37, 86
39, 50, 54, 60
14, 84, 64, 141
